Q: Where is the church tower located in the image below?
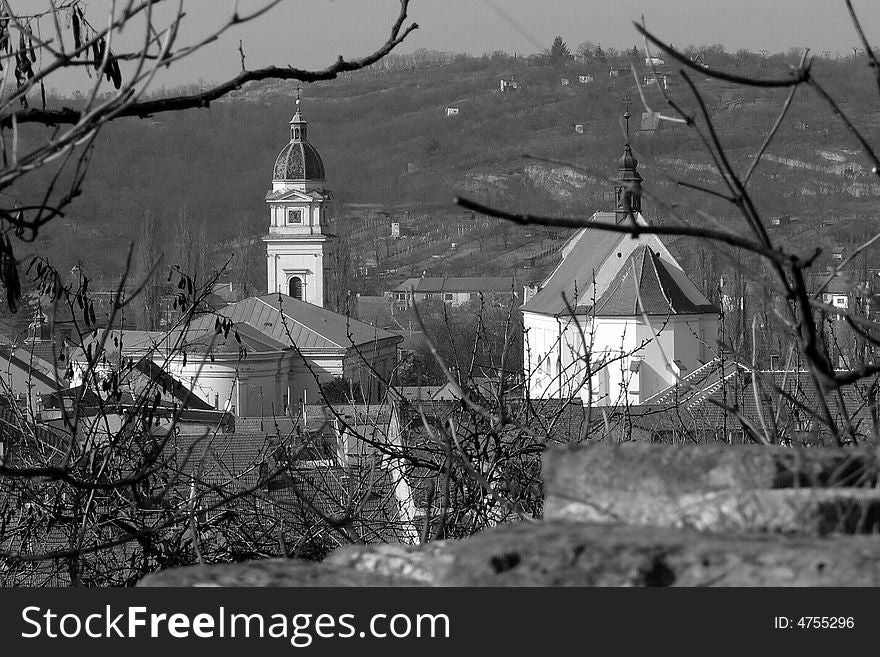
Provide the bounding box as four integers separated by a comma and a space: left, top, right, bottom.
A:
264, 94, 331, 306
614, 104, 643, 222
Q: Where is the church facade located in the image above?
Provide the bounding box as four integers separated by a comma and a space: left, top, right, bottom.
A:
522, 129, 720, 406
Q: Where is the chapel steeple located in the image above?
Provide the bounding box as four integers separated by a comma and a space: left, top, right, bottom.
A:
615, 96, 643, 222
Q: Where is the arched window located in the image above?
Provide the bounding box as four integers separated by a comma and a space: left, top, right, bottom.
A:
289, 276, 303, 300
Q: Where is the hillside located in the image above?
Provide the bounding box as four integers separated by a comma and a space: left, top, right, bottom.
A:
10, 49, 880, 300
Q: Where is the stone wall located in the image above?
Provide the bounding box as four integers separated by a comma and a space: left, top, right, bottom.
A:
139, 443, 880, 587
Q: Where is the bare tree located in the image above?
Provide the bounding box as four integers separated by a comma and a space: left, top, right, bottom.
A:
0, 0, 417, 313
134, 208, 161, 330
0, 0, 419, 585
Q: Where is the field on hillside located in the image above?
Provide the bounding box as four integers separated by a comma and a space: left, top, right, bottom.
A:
8, 48, 880, 307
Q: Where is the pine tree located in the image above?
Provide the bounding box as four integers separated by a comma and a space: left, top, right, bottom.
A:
549, 36, 571, 66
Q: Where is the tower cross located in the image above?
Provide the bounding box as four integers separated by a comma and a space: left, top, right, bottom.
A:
623, 93, 632, 140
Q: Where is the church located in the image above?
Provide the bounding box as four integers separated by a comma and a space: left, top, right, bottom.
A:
73, 97, 400, 415
522, 117, 720, 406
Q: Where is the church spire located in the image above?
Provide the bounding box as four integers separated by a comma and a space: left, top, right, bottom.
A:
615, 94, 642, 222
289, 86, 308, 142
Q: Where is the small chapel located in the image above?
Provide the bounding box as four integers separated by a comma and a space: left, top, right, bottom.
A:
521, 109, 720, 406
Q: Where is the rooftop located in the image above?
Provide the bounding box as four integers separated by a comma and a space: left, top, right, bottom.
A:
393, 277, 518, 294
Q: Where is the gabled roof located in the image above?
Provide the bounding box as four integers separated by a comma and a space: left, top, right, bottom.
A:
0, 334, 62, 390
521, 213, 639, 314
219, 294, 399, 351
264, 187, 327, 202
521, 212, 716, 317
593, 245, 719, 316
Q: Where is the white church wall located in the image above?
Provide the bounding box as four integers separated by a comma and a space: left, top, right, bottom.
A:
593, 317, 641, 405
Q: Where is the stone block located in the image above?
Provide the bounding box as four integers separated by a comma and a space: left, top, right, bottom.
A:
542, 444, 880, 535
139, 520, 880, 587
543, 443, 879, 499
545, 487, 880, 535
138, 558, 426, 587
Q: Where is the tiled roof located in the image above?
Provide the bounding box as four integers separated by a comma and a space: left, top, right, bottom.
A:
593, 245, 718, 316
393, 277, 518, 294
520, 212, 709, 317
0, 341, 61, 390
273, 140, 325, 181
229, 294, 399, 350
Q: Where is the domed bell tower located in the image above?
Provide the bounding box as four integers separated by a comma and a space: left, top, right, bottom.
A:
263, 91, 332, 307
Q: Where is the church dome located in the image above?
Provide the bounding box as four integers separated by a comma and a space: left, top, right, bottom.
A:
272, 99, 325, 182
273, 139, 325, 181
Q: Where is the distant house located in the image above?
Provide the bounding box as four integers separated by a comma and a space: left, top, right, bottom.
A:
769, 214, 791, 227
639, 111, 662, 134
500, 77, 520, 92
574, 124, 585, 134
608, 68, 629, 84
388, 277, 518, 309
645, 57, 665, 67
392, 377, 497, 404
445, 107, 460, 117
577, 74, 594, 84
642, 73, 669, 90
831, 246, 845, 261
560, 77, 570, 86
391, 222, 401, 238
821, 277, 850, 319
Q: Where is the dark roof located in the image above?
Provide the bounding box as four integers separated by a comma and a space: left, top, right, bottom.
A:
273, 139, 325, 181
223, 294, 399, 350
519, 213, 638, 315
521, 212, 715, 317
0, 342, 60, 390
593, 245, 719, 316
393, 277, 518, 294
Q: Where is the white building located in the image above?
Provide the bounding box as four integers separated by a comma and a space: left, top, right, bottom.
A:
522, 136, 719, 406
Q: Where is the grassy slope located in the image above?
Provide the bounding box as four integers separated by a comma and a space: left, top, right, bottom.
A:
11, 51, 880, 292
